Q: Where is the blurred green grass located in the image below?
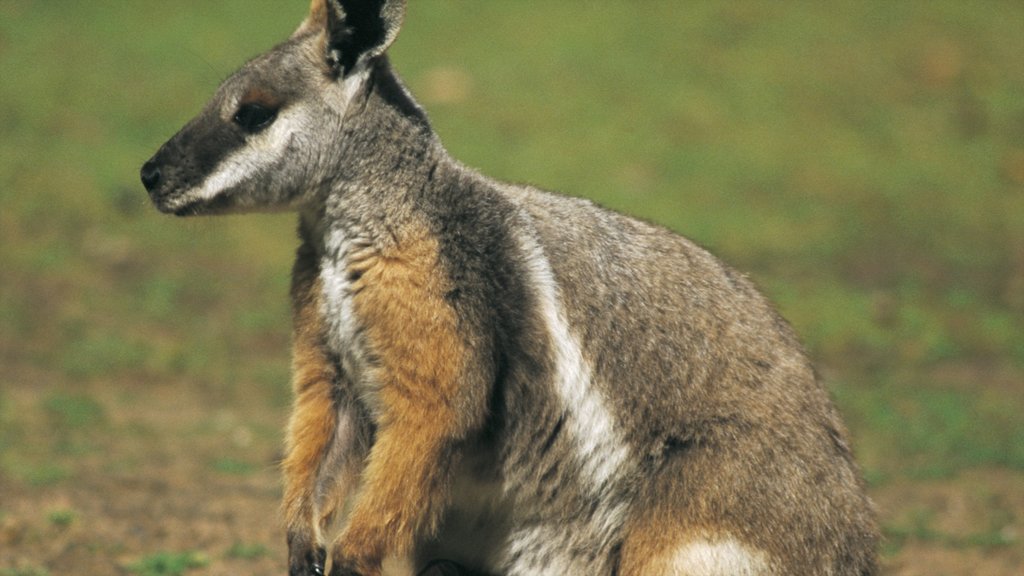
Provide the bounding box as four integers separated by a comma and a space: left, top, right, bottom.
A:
1, 0, 1022, 551
127, 551, 209, 576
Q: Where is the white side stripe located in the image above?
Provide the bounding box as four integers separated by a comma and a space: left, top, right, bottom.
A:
516, 228, 632, 493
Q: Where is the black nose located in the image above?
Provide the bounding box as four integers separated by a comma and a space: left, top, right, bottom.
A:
140, 160, 161, 192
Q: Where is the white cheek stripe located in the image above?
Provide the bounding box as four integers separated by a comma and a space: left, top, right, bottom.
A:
174, 67, 371, 210
194, 111, 298, 202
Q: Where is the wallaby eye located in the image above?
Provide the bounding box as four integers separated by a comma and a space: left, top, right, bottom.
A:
233, 102, 278, 133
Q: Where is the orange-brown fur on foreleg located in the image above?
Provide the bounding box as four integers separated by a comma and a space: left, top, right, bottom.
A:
283, 245, 341, 553
332, 228, 478, 574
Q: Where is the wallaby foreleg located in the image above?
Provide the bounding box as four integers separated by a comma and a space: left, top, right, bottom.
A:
285, 247, 362, 576
330, 409, 458, 575
327, 234, 482, 576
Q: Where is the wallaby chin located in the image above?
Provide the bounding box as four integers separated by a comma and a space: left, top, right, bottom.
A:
141, 1, 879, 575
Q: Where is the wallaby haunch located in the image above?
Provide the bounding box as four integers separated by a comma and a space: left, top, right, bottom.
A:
141, 1, 879, 574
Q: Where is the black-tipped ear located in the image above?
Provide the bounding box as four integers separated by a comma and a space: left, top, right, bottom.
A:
324, 0, 405, 75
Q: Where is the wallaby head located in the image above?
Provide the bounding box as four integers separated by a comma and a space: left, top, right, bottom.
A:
140, 0, 406, 216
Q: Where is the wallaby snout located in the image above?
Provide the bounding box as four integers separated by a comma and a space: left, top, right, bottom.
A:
139, 148, 183, 215
139, 142, 199, 216
140, 108, 255, 216
140, 160, 161, 193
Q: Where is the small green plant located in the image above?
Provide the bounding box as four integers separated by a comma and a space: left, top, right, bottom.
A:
211, 457, 257, 476
43, 393, 105, 429
22, 463, 70, 487
226, 541, 269, 560
127, 551, 209, 576
46, 508, 76, 528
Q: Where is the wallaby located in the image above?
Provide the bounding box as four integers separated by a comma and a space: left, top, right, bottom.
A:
140, 1, 879, 575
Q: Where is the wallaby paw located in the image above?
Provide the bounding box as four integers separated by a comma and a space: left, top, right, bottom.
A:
287, 544, 326, 576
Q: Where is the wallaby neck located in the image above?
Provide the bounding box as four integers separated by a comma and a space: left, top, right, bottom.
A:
299, 58, 450, 255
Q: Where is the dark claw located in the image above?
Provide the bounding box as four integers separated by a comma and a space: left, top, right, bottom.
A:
310, 547, 327, 576
288, 545, 326, 576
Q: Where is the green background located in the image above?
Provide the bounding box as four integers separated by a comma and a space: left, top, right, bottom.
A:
1, 1, 1022, 574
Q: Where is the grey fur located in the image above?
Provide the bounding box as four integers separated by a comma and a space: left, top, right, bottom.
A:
142, 1, 879, 575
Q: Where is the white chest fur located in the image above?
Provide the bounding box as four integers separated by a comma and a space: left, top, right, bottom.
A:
317, 225, 367, 382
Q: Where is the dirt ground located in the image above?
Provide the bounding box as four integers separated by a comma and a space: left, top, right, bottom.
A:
1, 371, 1021, 575
0, 374, 288, 575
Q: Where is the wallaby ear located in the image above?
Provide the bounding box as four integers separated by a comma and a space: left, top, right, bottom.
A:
297, 0, 405, 76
